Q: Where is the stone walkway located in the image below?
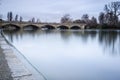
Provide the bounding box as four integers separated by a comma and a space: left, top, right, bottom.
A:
0, 34, 45, 80
0, 36, 13, 80
0, 45, 13, 80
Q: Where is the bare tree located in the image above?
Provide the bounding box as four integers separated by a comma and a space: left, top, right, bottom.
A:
104, 12, 116, 25
9, 12, 13, 21
20, 16, 22, 22
73, 19, 85, 24
104, 1, 120, 25
98, 12, 105, 24
81, 14, 89, 23
91, 16, 97, 24
7, 12, 13, 21
36, 19, 40, 23
15, 14, 18, 22
7, 12, 10, 21
31, 17, 35, 23
61, 14, 72, 23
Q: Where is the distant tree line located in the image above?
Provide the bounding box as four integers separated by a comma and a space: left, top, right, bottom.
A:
1, 1, 120, 29
98, 1, 120, 28
7, 12, 41, 23
61, 1, 120, 29
60, 13, 97, 28
7, 11, 23, 22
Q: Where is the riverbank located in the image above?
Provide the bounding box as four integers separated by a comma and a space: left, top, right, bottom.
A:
0, 44, 13, 80
0, 33, 34, 80
0, 32, 46, 80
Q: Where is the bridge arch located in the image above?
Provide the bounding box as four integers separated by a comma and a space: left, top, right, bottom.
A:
1, 24, 20, 30
84, 25, 90, 29
57, 25, 69, 29
23, 25, 39, 30
70, 26, 81, 29
41, 25, 55, 29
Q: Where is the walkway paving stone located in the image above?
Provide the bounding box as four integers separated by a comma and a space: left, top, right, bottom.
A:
0, 34, 45, 80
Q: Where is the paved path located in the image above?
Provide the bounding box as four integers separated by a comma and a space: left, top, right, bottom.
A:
0, 43, 13, 80
0, 33, 46, 80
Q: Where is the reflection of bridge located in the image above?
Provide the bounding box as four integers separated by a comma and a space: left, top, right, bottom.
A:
0, 21, 87, 30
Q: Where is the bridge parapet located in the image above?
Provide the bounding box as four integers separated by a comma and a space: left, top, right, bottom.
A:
0, 21, 86, 29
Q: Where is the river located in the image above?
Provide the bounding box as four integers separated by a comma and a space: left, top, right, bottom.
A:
3, 30, 120, 80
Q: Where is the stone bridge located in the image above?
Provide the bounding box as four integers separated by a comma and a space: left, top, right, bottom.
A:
0, 21, 87, 30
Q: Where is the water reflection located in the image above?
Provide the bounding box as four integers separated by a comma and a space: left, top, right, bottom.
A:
3, 29, 120, 80
98, 30, 120, 55
3, 30, 120, 55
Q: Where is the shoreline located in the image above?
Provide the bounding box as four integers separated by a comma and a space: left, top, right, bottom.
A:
0, 33, 34, 80
0, 32, 46, 80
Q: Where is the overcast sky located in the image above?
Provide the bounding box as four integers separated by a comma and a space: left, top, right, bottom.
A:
0, 0, 116, 22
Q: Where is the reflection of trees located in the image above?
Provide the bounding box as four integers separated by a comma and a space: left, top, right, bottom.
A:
3, 29, 120, 55
60, 30, 72, 42
72, 30, 97, 42
79, 30, 97, 41
23, 30, 37, 38
3, 30, 38, 42
72, 31, 88, 42
60, 30, 120, 55
3, 30, 20, 43
4, 29, 98, 44
60, 30, 97, 42
44, 30, 56, 35
98, 31, 120, 55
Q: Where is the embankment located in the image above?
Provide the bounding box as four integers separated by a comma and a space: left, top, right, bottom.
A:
0, 31, 46, 80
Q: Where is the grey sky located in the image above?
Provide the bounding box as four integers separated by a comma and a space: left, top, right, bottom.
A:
1, 0, 116, 22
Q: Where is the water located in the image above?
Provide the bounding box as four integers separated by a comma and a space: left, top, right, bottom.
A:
3, 30, 120, 80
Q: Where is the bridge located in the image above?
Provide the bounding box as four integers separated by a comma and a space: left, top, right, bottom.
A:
0, 21, 87, 30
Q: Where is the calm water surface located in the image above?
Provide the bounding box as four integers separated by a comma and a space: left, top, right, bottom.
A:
4, 30, 120, 80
